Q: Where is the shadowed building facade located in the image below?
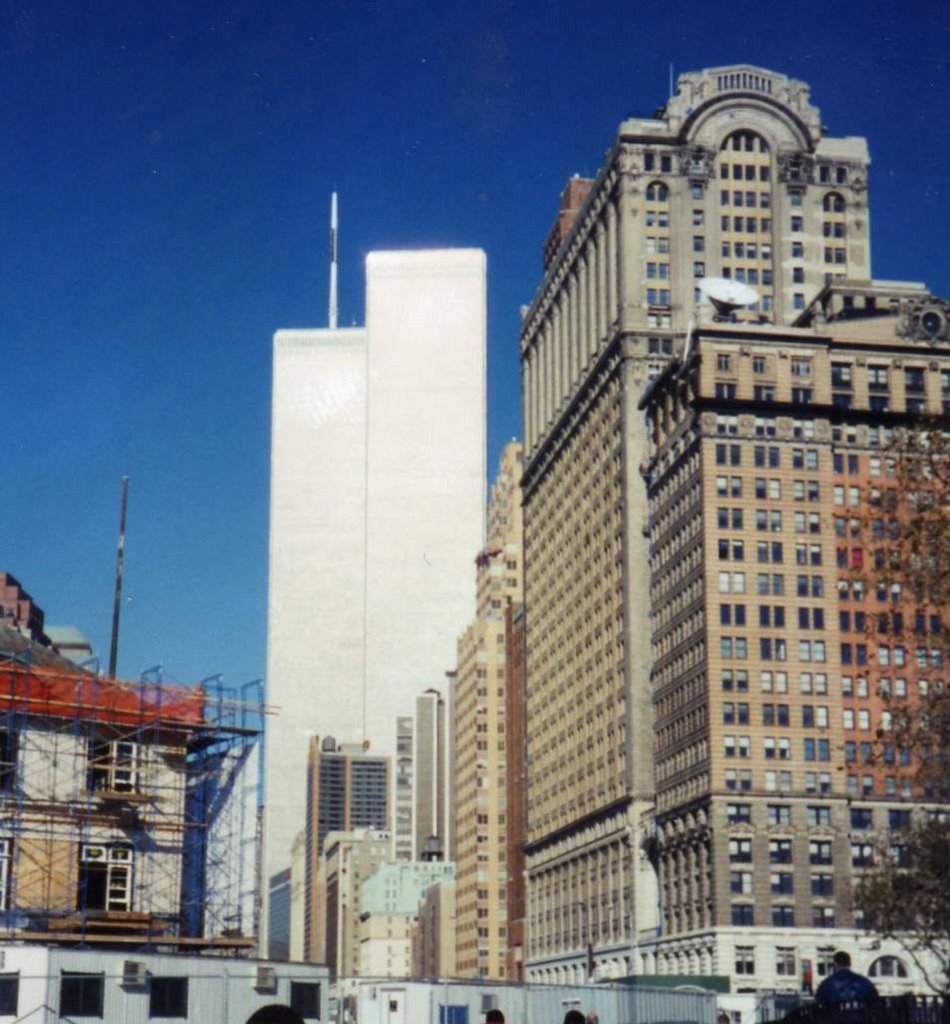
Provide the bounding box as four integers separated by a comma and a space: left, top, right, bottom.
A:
454, 442, 524, 979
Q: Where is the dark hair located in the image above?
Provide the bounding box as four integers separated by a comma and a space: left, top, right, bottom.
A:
485, 1012, 505, 1024
833, 950, 852, 968
564, 1012, 587, 1024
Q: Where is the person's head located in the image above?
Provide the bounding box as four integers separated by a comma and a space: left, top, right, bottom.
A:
833, 951, 852, 970
563, 1012, 586, 1024
486, 1012, 505, 1024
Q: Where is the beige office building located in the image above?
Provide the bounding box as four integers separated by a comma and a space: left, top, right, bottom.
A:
322, 829, 392, 979
454, 442, 524, 979
520, 64, 874, 982
639, 279, 949, 991
413, 688, 452, 861
412, 880, 458, 979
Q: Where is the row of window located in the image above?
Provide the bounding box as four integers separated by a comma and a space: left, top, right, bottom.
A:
721, 241, 773, 259
730, 904, 835, 928
730, 869, 833, 896
722, 669, 830, 692
724, 768, 832, 794
719, 604, 826, 630
722, 702, 830, 726
842, 642, 943, 668
720, 634, 830, 662
721, 189, 771, 206
49, 974, 320, 1020
720, 215, 770, 233
717, 538, 824, 565
713, 473, 823, 506
832, 363, 932, 393
718, 572, 824, 597
735, 949, 907, 981
838, 578, 903, 602
726, 804, 911, 831
723, 736, 830, 760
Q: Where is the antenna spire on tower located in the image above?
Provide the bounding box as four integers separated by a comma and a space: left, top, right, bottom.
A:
329, 192, 338, 330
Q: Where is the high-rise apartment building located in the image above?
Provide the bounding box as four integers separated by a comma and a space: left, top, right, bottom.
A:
303, 736, 390, 961
519, 65, 876, 983
454, 442, 523, 979
639, 278, 949, 990
413, 688, 451, 861
393, 689, 453, 865
266, 249, 487, 950
394, 715, 414, 862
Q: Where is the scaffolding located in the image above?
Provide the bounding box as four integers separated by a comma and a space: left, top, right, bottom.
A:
0, 643, 266, 953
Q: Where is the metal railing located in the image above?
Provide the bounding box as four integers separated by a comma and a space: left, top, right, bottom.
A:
781, 995, 950, 1024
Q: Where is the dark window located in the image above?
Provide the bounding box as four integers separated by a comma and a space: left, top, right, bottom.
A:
771, 870, 794, 894
731, 903, 755, 926
291, 982, 322, 1019
150, 977, 188, 1019
0, 976, 17, 1016
60, 974, 104, 1018
772, 905, 795, 927
811, 874, 834, 897
851, 808, 873, 830
889, 809, 911, 831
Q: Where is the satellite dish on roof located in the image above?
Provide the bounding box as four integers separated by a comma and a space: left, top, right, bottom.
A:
699, 277, 760, 321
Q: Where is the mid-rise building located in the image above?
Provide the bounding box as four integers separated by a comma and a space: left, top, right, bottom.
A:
358, 861, 455, 980
361, 860, 456, 917
265, 249, 487, 950
638, 279, 949, 990
520, 64, 879, 983
454, 442, 523, 979
0, 630, 261, 951
322, 829, 392, 979
304, 736, 390, 961
358, 914, 414, 978
412, 879, 458, 979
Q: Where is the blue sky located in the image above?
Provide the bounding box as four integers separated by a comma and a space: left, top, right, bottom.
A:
4, 0, 948, 688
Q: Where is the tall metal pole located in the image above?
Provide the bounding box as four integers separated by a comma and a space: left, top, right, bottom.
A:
108, 475, 129, 678
329, 192, 338, 329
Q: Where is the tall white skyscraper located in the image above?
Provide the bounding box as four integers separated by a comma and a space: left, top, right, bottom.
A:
264, 249, 486, 952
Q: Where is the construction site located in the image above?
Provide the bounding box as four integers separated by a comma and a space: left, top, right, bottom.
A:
0, 625, 263, 953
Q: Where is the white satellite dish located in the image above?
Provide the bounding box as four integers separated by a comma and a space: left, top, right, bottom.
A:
699, 277, 760, 320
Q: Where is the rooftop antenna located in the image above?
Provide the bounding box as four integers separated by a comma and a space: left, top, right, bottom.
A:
698, 277, 760, 322
108, 475, 129, 678
669, 62, 674, 100
328, 192, 338, 330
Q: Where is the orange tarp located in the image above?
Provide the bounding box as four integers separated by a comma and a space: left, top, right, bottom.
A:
0, 664, 204, 728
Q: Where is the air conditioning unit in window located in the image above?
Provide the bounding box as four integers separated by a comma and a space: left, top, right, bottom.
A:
254, 966, 277, 992
122, 960, 146, 987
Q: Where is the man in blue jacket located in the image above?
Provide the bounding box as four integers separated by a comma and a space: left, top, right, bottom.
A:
814, 951, 880, 1005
